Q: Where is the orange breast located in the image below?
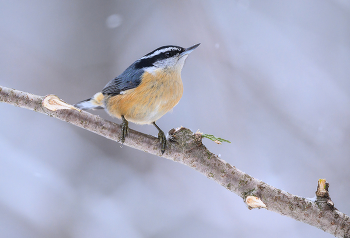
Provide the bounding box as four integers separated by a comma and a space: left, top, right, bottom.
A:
105, 69, 183, 124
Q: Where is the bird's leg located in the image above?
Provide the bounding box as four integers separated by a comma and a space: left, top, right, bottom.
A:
153, 122, 166, 154
120, 115, 129, 143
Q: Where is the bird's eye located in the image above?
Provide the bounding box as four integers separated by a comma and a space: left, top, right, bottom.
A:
165, 52, 171, 57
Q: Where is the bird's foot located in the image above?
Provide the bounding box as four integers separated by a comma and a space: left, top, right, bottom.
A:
120, 115, 129, 143
153, 122, 167, 154
158, 130, 167, 155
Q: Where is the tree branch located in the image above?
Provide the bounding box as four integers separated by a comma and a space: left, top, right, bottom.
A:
1, 85, 349, 237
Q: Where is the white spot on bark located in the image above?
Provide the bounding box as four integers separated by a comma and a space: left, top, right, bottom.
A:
245, 196, 267, 209
42, 95, 79, 111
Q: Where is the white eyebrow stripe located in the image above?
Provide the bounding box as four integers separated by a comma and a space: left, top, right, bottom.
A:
141, 47, 179, 59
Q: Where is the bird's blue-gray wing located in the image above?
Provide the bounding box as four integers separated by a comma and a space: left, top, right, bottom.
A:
102, 66, 143, 96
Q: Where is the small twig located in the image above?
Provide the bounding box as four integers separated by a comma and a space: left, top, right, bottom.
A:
316, 179, 335, 209
201, 133, 231, 144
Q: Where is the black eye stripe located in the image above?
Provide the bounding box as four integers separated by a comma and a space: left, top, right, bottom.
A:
164, 50, 179, 57
134, 45, 185, 69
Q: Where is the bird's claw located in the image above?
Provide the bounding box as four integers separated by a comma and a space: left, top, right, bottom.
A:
120, 116, 129, 143
158, 130, 167, 155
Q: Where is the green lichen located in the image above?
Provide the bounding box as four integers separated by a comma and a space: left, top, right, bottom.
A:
289, 204, 294, 211
206, 150, 211, 160
241, 188, 256, 198
239, 179, 248, 186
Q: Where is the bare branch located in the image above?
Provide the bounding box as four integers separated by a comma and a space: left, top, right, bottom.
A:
1, 85, 349, 237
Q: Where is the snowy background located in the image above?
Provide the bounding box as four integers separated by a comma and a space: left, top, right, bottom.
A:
1, 0, 350, 237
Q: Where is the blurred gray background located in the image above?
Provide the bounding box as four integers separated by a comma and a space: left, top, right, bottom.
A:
1, 0, 350, 237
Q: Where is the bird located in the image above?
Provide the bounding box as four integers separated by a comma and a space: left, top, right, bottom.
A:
74, 43, 200, 154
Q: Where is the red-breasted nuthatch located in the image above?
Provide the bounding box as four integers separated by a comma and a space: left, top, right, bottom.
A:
75, 43, 200, 154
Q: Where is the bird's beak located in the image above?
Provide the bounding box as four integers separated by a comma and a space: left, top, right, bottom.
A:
180, 43, 200, 57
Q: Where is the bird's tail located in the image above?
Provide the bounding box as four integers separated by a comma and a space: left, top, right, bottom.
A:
74, 92, 105, 110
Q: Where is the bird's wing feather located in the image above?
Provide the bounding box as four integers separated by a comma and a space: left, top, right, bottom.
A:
102, 66, 143, 96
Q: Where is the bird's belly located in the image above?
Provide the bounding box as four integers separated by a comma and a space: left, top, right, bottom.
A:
105, 73, 183, 124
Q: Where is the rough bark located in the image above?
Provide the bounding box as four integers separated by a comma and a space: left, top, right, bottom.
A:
1, 85, 349, 237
